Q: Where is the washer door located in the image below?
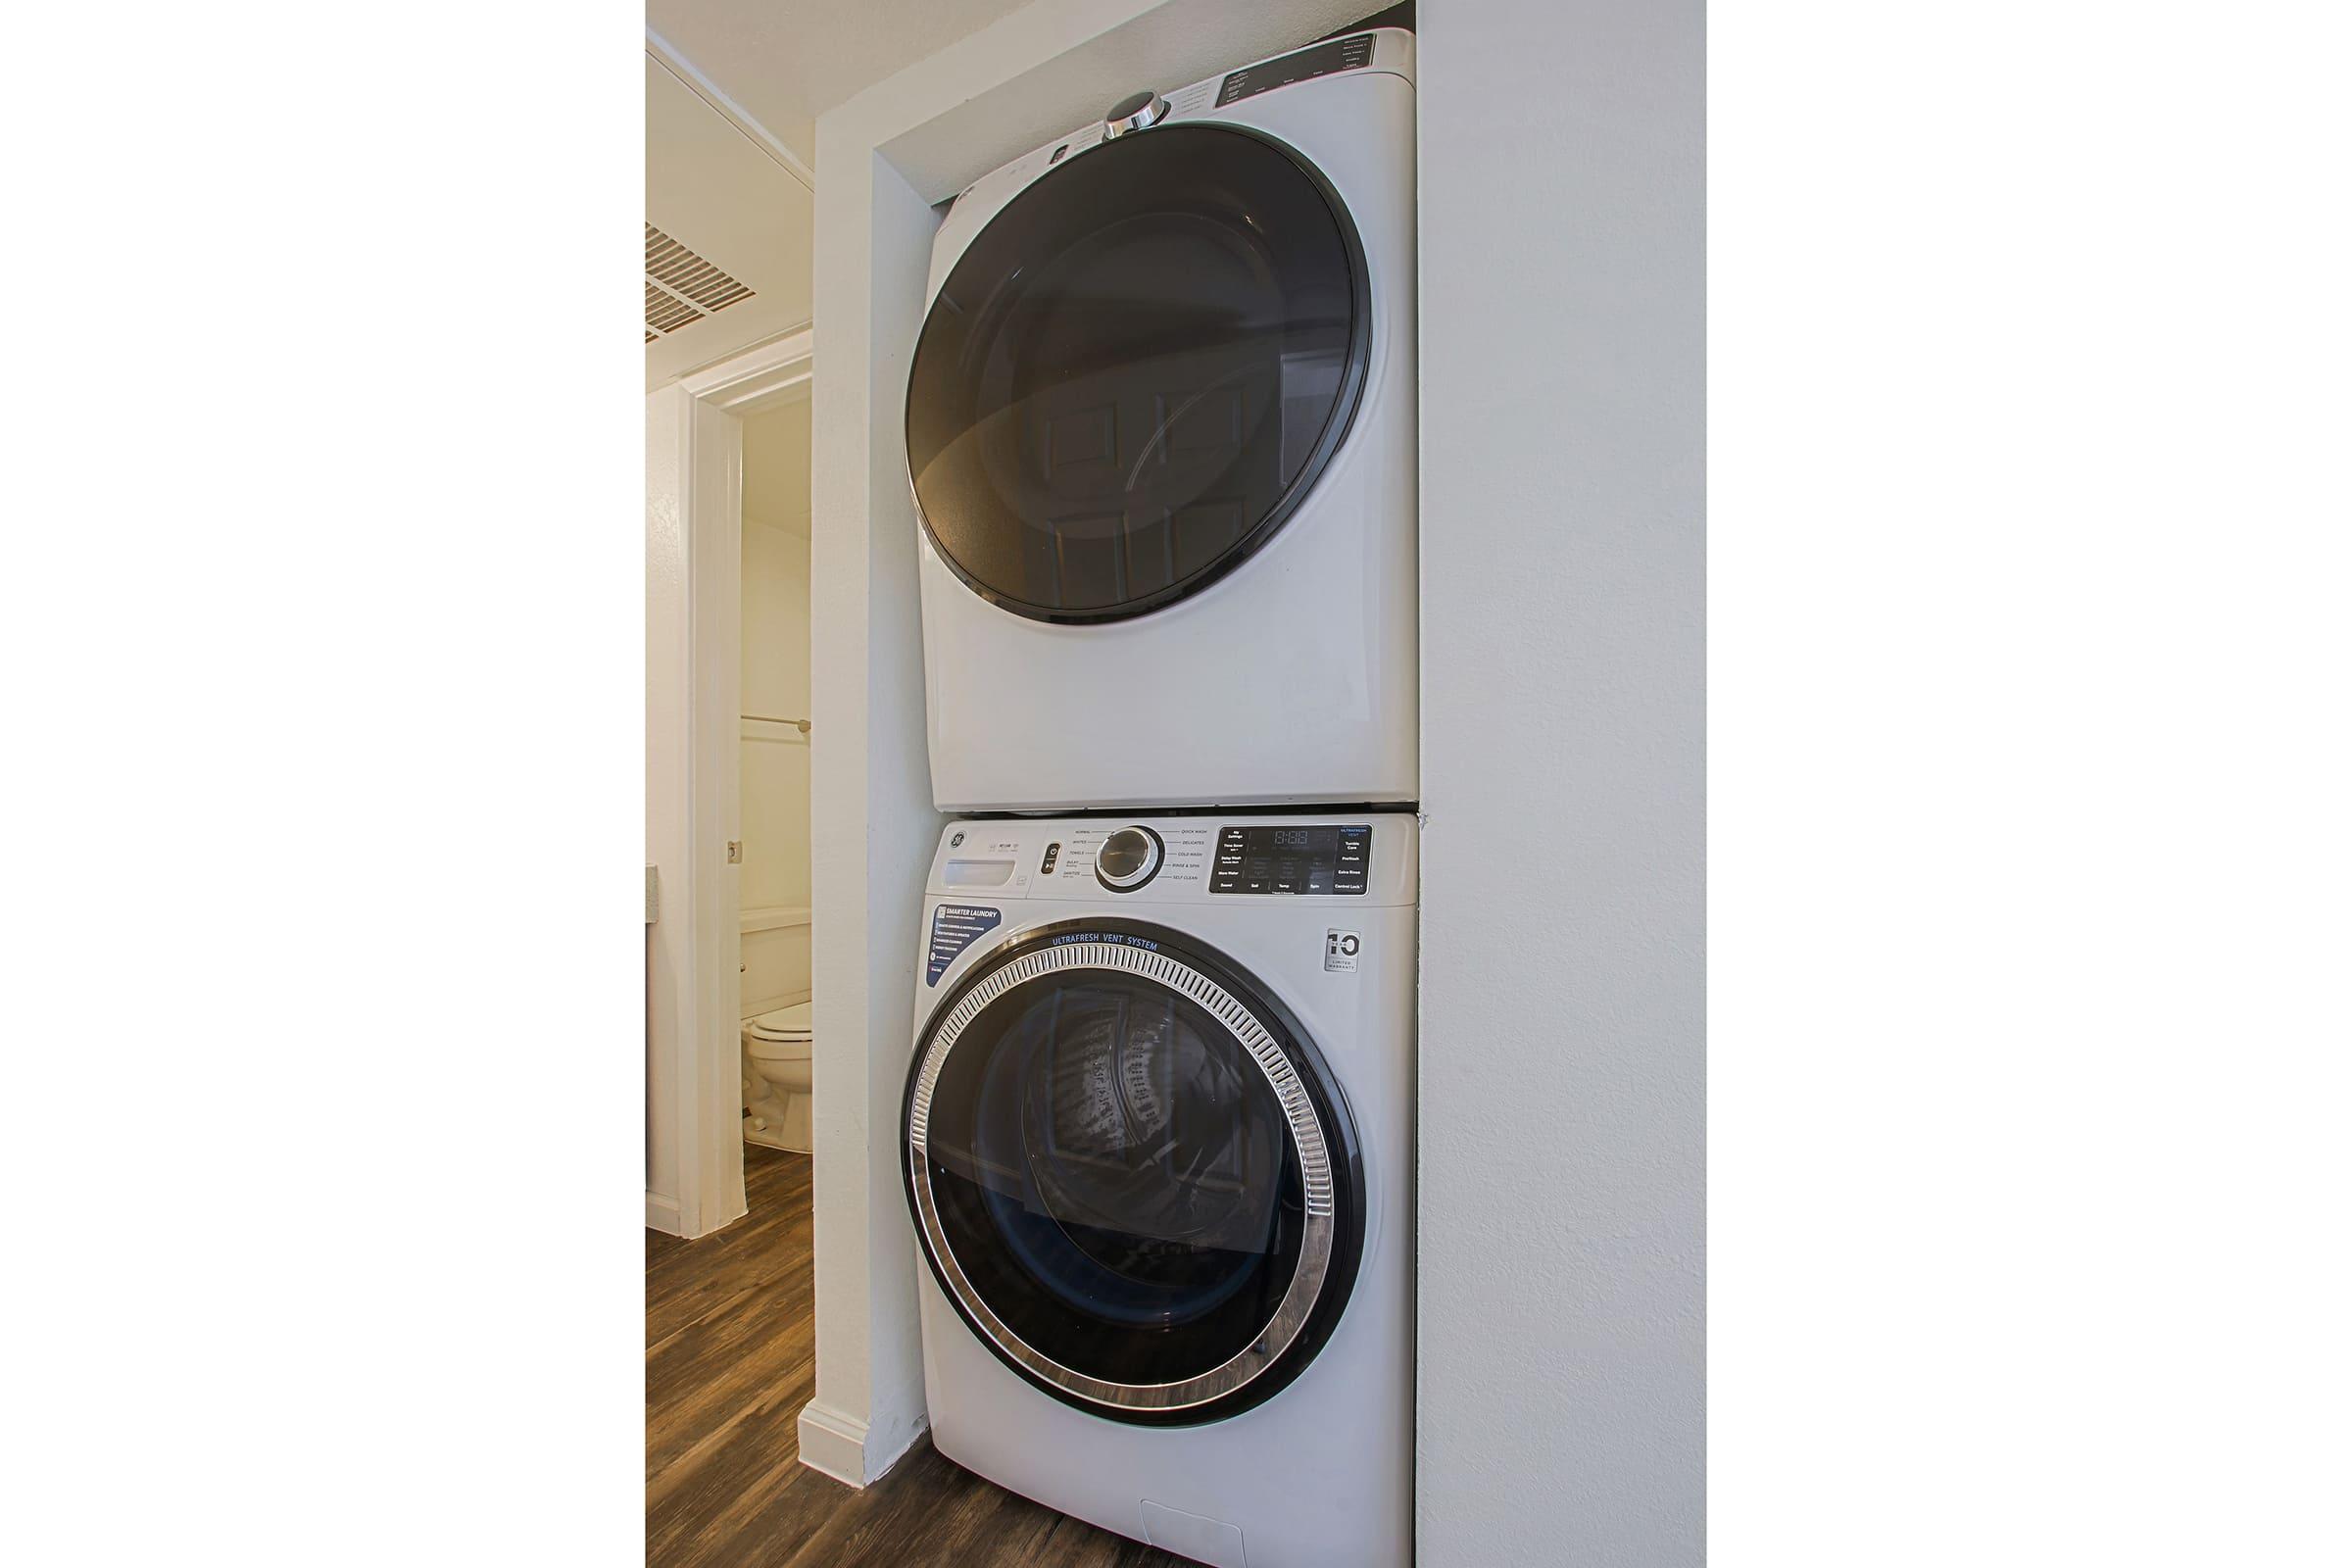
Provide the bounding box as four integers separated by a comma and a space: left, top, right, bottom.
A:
903, 920, 1364, 1426
905, 124, 1371, 624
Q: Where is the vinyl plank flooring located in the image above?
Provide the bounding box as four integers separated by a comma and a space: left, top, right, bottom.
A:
647, 1158, 810, 1347
647, 1265, 814, 1466
648, 1145, 1180, 1568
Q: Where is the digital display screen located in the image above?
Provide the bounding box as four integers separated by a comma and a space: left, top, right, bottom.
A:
1272, 828, 1311, 848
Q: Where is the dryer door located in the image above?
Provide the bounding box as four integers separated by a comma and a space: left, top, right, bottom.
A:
903, 919, 1364, 1426
905, 123, 1371, 624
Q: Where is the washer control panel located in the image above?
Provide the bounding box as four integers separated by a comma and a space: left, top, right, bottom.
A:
928, 815, 1411, 906
1212, 823, 1370, 896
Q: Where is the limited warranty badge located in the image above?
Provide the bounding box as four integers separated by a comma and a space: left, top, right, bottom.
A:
1324, 929, 1361, 974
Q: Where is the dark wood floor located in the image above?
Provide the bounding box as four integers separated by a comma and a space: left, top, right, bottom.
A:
648, 1145, 1183, 1567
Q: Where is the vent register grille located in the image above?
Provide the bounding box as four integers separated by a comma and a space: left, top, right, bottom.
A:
643, 224, 755, 343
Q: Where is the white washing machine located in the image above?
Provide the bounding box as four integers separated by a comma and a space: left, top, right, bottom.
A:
905, 27, 1417, 813
902, 813, 1416, 1568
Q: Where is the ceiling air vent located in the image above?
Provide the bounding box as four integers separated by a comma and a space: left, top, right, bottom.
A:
646, 280, 704, 336
643, 223, 755, 345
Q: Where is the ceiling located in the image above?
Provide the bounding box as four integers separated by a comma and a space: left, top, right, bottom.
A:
645, 50, 815, 387
645, 1, 1034, 387
646, 0, 1038, 173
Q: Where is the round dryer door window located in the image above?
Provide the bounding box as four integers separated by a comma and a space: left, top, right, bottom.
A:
904, 124, 1372, 623
903, 920, 1365, 1426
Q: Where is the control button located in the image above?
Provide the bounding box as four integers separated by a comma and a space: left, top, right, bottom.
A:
1040, 842, 1060, 874
1096, 826, 1164, 892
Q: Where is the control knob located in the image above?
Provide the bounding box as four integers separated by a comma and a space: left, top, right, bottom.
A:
1095, 826, 1164, 892
1102, 89, 1169, 137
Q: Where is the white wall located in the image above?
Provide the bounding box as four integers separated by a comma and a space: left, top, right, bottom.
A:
1416, 2, 1706, 1563
740, 400, 815, 1016
743, 404, 818, 926
742, 399, 813, 718
740, 508, 812, 918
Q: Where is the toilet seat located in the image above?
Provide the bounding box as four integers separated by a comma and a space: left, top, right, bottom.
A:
745, 1002, 813, 1062
747, 1001, 812, 1037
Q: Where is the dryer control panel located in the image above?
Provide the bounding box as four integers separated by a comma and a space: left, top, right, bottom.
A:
1214, 32, 1377, 108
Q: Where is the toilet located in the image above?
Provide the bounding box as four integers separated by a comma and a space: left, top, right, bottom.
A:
742, 1000, 813, 1152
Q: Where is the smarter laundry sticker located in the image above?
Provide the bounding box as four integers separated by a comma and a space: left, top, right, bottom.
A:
927, 905, 1003, 985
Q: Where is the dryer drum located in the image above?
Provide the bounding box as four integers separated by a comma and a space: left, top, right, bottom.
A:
905, 123, 1372, 625
903, 920, 1366, 1426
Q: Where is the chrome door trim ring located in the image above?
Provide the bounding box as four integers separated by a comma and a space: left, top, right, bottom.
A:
906, 937, 1336, 1412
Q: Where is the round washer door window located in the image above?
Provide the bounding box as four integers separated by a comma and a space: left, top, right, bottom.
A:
905, 124, 1371, 623
903, 922, 1364, 1426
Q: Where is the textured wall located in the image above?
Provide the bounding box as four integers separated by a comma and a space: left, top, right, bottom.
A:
1416, 1, 1706, 1560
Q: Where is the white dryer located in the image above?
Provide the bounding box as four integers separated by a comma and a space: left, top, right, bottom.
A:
902, 813, 1416, 1568
906, 28, 1417, 813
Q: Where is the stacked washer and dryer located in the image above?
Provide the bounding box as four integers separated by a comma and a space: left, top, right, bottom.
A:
897, 26, 1418, 1568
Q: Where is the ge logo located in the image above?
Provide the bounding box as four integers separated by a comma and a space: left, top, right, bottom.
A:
1324, 929, 1361, 973
950, 831, 965, 848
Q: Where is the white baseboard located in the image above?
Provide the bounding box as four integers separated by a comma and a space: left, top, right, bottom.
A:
796, 1400, 871, 1486
645, 1191, 683, 1235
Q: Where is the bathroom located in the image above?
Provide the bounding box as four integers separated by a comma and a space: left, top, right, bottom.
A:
736, 395, 814, 1156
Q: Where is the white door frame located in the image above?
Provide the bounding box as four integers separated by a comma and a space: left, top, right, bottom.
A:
646, 328, 813, 1241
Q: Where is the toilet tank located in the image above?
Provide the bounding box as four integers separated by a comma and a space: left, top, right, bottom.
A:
740, 906, 811, 1016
